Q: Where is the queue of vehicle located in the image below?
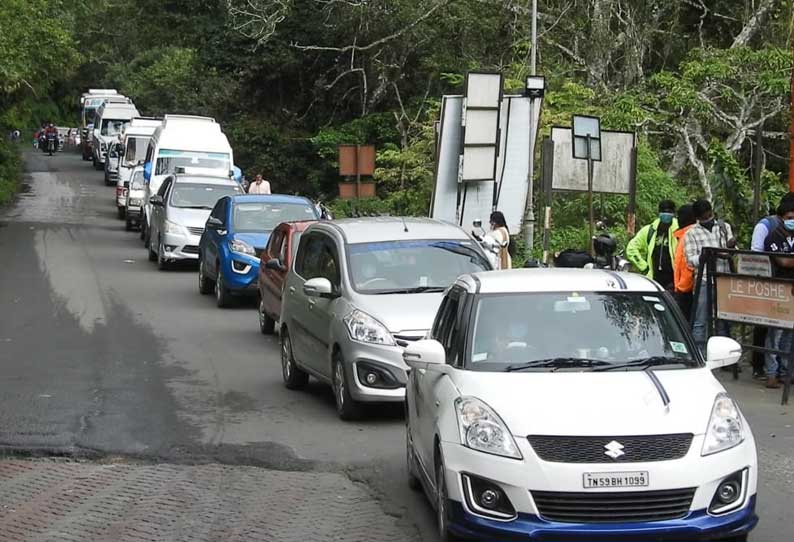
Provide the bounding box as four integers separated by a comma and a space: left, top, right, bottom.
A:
73, 87, 758, 542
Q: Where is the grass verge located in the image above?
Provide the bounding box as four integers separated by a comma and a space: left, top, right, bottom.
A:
0, 139, 23, 206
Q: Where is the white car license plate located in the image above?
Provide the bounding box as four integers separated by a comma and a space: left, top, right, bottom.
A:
583, 471, 649, 489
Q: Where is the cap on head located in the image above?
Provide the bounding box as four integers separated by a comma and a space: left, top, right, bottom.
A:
658, 200, 676, 213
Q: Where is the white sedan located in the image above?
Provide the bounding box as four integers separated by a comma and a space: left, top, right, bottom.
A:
404, 268, 757, 542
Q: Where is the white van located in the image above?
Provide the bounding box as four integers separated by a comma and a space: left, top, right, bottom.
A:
116, 117, 162, 185
92, 100, 140, 170
141, 115, 235, 248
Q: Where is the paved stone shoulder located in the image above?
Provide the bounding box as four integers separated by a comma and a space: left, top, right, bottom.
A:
0, 460, 413, 542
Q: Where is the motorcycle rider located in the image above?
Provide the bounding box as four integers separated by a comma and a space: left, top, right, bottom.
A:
44, 123, 59, 154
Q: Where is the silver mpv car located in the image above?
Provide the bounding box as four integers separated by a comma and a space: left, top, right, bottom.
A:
279, 217, 492, 419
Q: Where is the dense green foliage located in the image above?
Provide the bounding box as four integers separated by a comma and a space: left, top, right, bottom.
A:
0, 139, 23, 206
1, 0, 791, 256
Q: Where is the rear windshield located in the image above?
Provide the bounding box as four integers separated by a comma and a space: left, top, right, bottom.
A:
155, 149, 230, 176
124, 137, 149, 164
232, 203, 318, 233
101, 119, 130, 137
169, 183, 241, 210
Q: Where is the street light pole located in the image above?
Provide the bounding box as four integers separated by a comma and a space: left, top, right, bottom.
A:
521, 0, 539, 250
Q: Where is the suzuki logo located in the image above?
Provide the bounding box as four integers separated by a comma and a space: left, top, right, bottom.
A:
604, 440, 625, 459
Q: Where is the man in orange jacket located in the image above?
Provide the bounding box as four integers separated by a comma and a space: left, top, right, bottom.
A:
673, 204, 696, 319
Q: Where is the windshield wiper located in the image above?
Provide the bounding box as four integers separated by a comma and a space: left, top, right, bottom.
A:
505, 358, 612, 372
591, 356, 691, 372
371, 286, 446, 294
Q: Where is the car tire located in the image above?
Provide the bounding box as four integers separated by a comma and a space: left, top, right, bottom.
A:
215, 270, 232, 308
281, 329, 309, 390
124, 217, 133, 231
140, 221, 146, 241
94, 159, 103, 171
157, 241, 169, 271
435, 452, 460, 542
259, 296, 276, 335
198, 259, 214, 295
148, 235, 157, 262
117, 206, 125, 220
407, 428, 422, 491
332, 354, 363, 421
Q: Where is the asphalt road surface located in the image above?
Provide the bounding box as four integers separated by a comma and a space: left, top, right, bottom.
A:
0, 150, 792, 541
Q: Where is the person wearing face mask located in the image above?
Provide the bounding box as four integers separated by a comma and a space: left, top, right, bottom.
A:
684, 199, 736, 352
760, 199, 794, 388
626, 200, 679, 289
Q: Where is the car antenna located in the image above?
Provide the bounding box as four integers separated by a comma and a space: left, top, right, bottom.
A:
401, 216, 409, 233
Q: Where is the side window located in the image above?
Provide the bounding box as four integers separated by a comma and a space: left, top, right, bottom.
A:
433, 290, 465, 365
278, 233, 288, 263
145, 142, 154, 163
319, 238, 341, 289
209, 198, 225, 221
268, 230, 284, 261
296, 234, 323, 279
157, 177, 172, 197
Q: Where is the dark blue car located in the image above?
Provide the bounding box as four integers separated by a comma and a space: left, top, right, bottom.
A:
198, 194, 321, 307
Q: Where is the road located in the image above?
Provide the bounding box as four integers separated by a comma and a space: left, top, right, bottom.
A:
0, 150, 792, 541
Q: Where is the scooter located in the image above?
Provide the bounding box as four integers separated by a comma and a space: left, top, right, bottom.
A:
45, 133, 57, 156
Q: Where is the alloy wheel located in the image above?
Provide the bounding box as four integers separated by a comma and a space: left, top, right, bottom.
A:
281, 335, 293, 381
334, 361, 346, 412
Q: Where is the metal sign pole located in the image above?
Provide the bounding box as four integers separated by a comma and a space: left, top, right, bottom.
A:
586, 134, 594, 256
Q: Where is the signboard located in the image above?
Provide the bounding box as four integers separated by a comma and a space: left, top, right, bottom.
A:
550, 127, 635, 194
338, 145, 375, 176
430, 96, 463, 222
736, 254, 772, 277
716, 276, 794, 329
460, 72, 503, 182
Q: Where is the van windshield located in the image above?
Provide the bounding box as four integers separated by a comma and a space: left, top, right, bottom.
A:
101, 119, 130, 136
169, 183, 240, 210
155, 149, 230, 176
467, 292, 698, 372
124, 137, 149, 164
348, 240, 490, 294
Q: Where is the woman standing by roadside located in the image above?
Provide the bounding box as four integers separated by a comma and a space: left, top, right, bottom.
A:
489, 211, 512, 270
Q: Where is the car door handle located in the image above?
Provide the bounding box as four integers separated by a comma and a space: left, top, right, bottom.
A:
308, 300, 316, 310
289, 286, 296, 294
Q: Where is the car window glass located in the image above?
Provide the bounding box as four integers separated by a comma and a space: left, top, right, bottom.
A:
268, 230, 283, 259
210, 199, 225, 220
156, 177, 172, 197
297, 235, 339, 288
278, 234, 288, 263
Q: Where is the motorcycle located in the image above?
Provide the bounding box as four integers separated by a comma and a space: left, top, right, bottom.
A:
555, 222, 630, 272
45, 132, 57, 156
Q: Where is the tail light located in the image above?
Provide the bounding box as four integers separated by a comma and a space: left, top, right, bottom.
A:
116, 187, 128, 198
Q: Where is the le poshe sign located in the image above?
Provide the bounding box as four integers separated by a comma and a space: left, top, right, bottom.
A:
716, 276, 794, 329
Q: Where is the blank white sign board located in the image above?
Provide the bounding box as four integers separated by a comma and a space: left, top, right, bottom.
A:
551, 127, 634, 194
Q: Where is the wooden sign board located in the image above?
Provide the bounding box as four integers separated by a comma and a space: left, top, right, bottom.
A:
716, 276, 794, 329
338, 145, 375, 177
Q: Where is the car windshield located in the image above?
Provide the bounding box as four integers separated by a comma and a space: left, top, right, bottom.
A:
155, 149, 230, 176
169, 183, 240, 209
348, 239, 490, 294
232, 203, 318, 233
101, 119, 130, 136
467, 292, 698, 372
124, 137, 149, 164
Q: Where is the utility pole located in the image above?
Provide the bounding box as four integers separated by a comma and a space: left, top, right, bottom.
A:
789, 67, 794, 192
521, 0, 539, 249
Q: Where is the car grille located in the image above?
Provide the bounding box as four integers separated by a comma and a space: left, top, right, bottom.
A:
182, 245, 200, 255
531, 488, 696, 523
187, 226, 204, 236
393, 333, 425, 347
527, 434, 693, 463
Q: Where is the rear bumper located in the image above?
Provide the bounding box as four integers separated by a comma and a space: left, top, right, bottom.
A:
447, 496, 757, 542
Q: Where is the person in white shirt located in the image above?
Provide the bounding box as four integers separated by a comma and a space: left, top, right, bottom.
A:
247, 174, 271, 195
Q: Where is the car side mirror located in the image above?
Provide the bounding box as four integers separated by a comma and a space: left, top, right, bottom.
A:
403, 340, 447, 371
706, 336, 742, 370
149, 195, 163, 206
265, 258, 286, 272
206, 217, 224, 230
303, 277, 336, 298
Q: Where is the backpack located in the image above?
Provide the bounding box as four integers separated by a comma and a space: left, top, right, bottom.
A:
555, 250, 594, 268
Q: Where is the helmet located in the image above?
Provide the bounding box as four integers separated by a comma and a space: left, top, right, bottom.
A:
593, 233, 617, 258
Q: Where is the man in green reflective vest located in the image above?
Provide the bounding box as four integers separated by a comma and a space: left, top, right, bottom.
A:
626, 200, 679, 290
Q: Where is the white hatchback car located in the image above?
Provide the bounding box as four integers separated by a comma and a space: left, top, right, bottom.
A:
404, 268, 757, 542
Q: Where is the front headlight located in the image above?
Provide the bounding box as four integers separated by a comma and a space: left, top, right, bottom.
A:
129, 198, 143, 207
455, 397, 522, 459
163, 220, 184, 235
343, 309, 396, 346
229, 239, 256, 256
702, 393, 744, 456
100, 142, 107, 151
